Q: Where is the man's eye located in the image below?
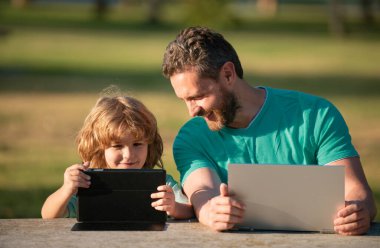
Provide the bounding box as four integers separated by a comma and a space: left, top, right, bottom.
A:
190, 95, 203, 101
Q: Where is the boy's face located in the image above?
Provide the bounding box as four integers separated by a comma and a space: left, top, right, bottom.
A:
104, 132, 148, 169
170, 69, 239, 131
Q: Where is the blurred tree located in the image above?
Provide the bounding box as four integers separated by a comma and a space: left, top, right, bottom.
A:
147, 0, 165, 24
95, 0, 108, 20
11, 0, 31, 8
360, 0, 375, 24
328, 0, 347, 37
256, 0, 278, 16
183, 0, 236, 28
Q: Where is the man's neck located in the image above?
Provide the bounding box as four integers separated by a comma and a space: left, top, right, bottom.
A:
228, 81, 266, 129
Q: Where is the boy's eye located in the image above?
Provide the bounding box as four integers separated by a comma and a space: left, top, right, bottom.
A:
134, 142, 143, 147
111, 144, 123, 149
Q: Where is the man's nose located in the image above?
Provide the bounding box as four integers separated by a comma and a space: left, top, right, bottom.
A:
187, 101, 200, 117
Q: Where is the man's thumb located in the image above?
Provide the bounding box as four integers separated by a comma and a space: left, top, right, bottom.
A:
220, 183, 229, 197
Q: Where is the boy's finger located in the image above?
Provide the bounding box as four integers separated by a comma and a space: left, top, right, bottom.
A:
151, 192, 164, 199
151, 199, 164, 207
79, 171, 91, 180
157, 185, 172, 192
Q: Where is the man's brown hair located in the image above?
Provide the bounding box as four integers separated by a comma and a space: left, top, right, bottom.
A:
162, 26, 243, 80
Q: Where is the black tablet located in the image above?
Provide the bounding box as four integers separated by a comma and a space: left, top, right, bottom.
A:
71, 169, 167, 231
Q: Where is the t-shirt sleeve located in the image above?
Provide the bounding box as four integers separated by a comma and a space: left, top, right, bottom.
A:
66, 195, 77, 218
165, 174, 189, 204
314, 99, 359, 165
173, 118, 216, 186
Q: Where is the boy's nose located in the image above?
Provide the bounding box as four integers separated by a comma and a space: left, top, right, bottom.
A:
122, 147, 133, 158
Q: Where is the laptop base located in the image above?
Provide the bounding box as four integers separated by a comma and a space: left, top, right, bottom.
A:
71, 222, 166, 231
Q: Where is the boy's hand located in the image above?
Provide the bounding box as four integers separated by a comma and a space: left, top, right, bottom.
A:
62, 162, 91, 196
151, 185, 176, 216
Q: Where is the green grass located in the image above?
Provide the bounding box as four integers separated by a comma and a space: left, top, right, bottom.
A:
0, 2, 379, 220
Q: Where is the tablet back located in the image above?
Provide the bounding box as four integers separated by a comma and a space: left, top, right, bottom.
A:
72, 169, 166, 231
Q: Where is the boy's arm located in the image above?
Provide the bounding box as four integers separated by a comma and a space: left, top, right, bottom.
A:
41, 163, 90, 219
328, 156, 377, 235
41, 186, 72, 219
170, 202, 194, 219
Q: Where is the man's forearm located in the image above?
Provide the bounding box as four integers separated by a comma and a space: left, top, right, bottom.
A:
363, 189, 377, 220
345, 185, 377, 220
190, 189, 214, 227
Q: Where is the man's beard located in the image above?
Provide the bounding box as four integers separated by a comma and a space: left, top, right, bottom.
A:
200, 88, 240, 131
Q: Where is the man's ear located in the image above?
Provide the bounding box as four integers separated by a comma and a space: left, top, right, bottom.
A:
220, 62, 236, 86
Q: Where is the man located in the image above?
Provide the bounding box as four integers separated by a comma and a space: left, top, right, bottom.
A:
162, 26, 377, 235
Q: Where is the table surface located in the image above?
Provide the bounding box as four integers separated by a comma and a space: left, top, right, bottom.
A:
0, 219, 379, 248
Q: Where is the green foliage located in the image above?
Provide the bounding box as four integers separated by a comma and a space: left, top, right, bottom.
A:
182, 0, 239, 28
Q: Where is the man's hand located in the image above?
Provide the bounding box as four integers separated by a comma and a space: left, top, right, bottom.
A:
206, 183, 245, 231
329, 157, 377, 235
334, 201, 371, 235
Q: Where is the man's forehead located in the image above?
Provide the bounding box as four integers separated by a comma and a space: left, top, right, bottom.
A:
171, 75, 215, 99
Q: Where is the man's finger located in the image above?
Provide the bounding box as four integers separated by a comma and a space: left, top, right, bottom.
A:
212, 196, 245, 210
334, 218, 370, 235
213, 212, 243, 224
213, 204, 245, 218
337, 203, 363, 218
211, 221, 235, 231
220, 183, 228, 197
334, 211, 365, 226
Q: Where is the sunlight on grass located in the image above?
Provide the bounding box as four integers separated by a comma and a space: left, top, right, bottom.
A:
1, 28, 379, 78
0, 29, 171, 71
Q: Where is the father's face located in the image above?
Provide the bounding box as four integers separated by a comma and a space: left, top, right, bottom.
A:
170, 70, 239, 131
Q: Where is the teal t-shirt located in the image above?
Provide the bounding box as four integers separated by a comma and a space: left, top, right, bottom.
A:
66, 174, 187, 218
173, 87, 358, 185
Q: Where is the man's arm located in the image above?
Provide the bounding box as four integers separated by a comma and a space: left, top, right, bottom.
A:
328, 156, 377, 235
182, 167, 245, 231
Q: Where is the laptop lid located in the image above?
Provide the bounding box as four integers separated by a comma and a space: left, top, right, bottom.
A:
228, 164, 344, 232
72, 169, 167, 231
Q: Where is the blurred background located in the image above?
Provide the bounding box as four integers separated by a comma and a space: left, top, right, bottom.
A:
0, 0, 379, 221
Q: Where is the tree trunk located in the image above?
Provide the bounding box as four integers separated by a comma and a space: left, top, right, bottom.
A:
360, 0, 374, 25
147, 0, 163, 24
328, 0, 346, 37
95, 0, 108, 20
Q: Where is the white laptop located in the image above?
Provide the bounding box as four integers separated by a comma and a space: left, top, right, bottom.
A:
228, 164, 345, 233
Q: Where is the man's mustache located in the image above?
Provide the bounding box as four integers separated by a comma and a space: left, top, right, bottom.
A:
196, 108, 207, 117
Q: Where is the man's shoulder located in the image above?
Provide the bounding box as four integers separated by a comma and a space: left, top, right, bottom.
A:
267, 87, 332, 109
178, 117, 209, 133
174, 117, 222, 148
